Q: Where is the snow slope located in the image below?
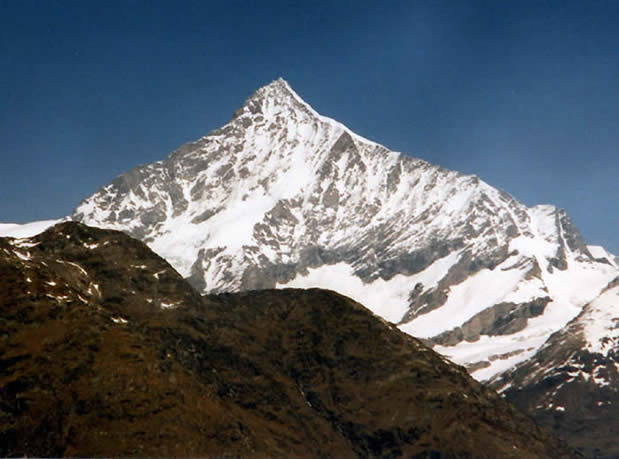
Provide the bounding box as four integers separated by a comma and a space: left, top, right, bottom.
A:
0, 219, 62, 238
588, 244, 618, 268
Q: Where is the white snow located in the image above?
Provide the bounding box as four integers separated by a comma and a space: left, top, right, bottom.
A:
111, 316, 128, 324
88, 283, 101, 297
400, 259, 530, 338
588, 245, 618, 268
278, 262, 412, 323
0, 219, 62, 238
580, 283, 619, 355
277, 252, 462, 324
437, 262, 615, 380
509, 235, 557, 261
202, 194, 279, 250
11, 239, 41, 249
13, 250, 32, 261
56, 259, 88, 276
46, 293, 70, 301
160, 301, 180, 309
435, 332, 546, 382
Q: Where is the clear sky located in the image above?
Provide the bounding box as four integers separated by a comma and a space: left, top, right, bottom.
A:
1, 0, 618, 253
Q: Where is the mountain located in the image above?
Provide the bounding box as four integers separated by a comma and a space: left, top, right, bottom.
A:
491, 277, 619, 457
72, 78, 618, 382
0, 222, 576, 457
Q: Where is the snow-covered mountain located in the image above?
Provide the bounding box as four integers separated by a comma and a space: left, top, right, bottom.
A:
72, 78, 618, 381
491, 277, 619, 457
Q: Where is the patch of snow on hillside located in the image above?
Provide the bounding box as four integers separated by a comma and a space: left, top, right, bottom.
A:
160, 301, 180, 309
509, 235, 557, 260
12, 239, 41, 249
13, 250, 32, 261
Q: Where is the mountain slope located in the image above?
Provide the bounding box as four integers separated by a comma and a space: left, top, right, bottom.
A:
491, 277, 619, 457
0, 222, 575, 457
72, 78, 618, 381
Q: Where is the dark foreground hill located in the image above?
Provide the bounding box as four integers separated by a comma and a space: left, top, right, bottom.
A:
1, 222, 575, 457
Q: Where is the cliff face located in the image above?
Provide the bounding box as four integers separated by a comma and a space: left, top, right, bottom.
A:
0, 222, 575, 457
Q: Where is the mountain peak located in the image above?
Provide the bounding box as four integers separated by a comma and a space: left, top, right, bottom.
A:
233, 78, 321, 121
260, 76, 293, 93
254, 77, 298, 100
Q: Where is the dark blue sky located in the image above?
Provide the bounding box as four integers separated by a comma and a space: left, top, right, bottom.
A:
1, 0, 618, 253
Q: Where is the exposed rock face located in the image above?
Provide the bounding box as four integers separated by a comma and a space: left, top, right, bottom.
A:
0, 223, 576, 457
491, 277, 619, 458
431, 297, 552, 347
72, 78, 617, 380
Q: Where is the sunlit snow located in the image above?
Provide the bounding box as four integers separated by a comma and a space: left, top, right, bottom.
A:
581, 283, 619, 355
278, 252, 462, 324
0, 219, 61, 238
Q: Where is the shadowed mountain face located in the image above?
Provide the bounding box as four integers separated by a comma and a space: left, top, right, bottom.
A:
0, 222, 575, 457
